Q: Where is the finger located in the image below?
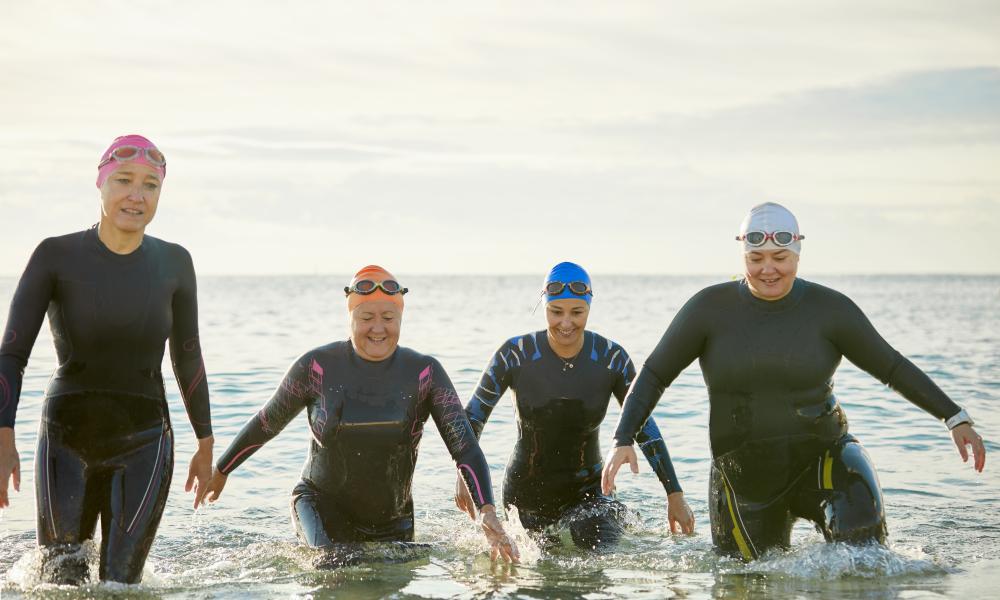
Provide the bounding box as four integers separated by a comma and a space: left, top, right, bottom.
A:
602, 460, 621, 495
629, 452, 639, 474
955, 436, 969, 462
12, 462, 20, 492
684, 513, 695, 534
974, 436, 986, 472
669, 516, 679, 534
185, 469, 196, 492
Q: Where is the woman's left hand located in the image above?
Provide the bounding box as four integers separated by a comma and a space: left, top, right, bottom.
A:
187, 435, 214, 507
952, 423, 986, 472
479, 505, 520, 563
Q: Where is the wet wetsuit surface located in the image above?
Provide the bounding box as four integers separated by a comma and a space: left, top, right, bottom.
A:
0, 227, 211, 583
217, 341, 495, 545
467, 330, 681, 547
614, 278, 960, 558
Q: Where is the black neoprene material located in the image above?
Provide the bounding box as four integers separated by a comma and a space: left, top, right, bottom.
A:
466, 330, 681, 528
614, 278, 961, 501
0, 227, 212, 437
216, 341, 495, 539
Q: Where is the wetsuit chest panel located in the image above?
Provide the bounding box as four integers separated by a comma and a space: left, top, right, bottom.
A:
303, 346, 423, 523
696, 282, 850, 500
42, 232, 181, 394
507, 333, 620, 482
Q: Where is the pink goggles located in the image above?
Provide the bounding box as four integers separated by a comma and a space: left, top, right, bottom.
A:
96, 135, 167, 188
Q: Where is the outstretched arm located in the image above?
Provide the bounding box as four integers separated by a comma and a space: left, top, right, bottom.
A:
605, 293, 706, 496
203, 354, 317, 504
0, 240, 56, 508
834, 294, 985, 472
457, 341, 517, 516
426, 360, 518, 562
612, 352, 693, 533
168, 247, 214, 507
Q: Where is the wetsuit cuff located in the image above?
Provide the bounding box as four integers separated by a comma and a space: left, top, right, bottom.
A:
945, 408, 974, 430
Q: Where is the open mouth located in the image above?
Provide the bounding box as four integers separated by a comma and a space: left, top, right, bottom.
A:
555, 328, 577, 339
121, 207, 144, 216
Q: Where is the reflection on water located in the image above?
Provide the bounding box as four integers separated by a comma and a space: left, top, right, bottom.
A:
1, 274, 998, 598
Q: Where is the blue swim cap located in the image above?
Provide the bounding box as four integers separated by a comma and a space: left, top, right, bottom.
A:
544, 261, 593, 305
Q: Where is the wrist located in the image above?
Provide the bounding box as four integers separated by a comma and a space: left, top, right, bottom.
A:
197, 435, 215, 449
946, 409, 974, 430
0, 427, 14, 444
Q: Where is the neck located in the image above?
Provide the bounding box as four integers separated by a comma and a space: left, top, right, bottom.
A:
548, 331, 585, 359
97, 220, 144, 255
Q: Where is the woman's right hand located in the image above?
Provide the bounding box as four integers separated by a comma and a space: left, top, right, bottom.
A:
455, 472, 476, 520
200, 467, 229, 505
480, 506, 519, 563
0, 427, 20, 509
601, 444, 639, 495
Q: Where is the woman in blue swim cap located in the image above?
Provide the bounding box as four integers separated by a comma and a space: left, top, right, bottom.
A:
455, 262, 693, 548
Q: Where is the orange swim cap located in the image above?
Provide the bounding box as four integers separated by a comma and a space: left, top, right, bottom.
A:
345, 265, 406, 312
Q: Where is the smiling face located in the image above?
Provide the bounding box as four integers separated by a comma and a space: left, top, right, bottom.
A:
744, 248, 799, 300
350, 300, 402, 361
99, 162, 161, 234
545, 298, 590, 357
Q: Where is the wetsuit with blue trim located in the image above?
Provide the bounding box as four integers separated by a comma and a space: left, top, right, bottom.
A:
467, 330, 681, 548
216, 341, 495, 545
0, 227, 212, 583
613, 278, 962, 560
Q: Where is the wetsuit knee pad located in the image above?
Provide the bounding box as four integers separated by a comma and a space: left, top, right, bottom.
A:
813, 437, 887, 544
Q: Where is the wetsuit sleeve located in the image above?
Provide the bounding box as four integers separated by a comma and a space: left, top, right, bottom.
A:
613, 348, 683, 495
464, 342, 517, 439
831, 294, 961, 421
613, 292, 707, 448
168, 247, 213, 439
426, 359, 496, 509
0, 240, 56, 429
216, 355, 315, 474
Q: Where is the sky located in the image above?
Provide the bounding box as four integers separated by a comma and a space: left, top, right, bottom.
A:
1, 1, 999, 275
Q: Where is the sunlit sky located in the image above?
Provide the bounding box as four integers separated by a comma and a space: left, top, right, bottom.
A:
2, 1, 998, 275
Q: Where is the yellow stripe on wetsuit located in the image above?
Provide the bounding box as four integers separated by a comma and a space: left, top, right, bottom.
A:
822, 450, 834, 490
723, 482, 754, 560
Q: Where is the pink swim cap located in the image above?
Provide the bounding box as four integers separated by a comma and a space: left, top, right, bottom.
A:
96, 134, 167, 189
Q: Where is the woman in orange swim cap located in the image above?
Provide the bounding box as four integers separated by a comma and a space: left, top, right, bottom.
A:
204, 266, 518, 563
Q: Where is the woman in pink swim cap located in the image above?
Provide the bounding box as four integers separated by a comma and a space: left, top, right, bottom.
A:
0, 135, 215, 584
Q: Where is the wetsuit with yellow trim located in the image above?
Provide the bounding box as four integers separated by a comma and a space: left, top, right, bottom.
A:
216, 341, 495, 544
467, 330, 681, 548
0, 227, 212, 583
613, 278, 961, 560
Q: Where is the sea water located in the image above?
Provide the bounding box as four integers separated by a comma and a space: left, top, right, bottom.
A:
1, 274, 997, 599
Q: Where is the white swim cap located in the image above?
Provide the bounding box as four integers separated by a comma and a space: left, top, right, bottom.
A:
738, 202, 803, 255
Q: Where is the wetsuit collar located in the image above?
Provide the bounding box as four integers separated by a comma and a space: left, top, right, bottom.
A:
737, 277, 807, 312
88, 225, 146, 263
347, 340, 400, 367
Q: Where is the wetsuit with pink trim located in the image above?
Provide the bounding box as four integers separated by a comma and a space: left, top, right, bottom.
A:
0, 227, 212, 583
216, 341, 495, 544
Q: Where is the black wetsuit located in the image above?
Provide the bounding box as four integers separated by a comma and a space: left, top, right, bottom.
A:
0, 227, 212, 583
466, 330, 681, 548
614, 278, 961, 560
216, 341, 495, 546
